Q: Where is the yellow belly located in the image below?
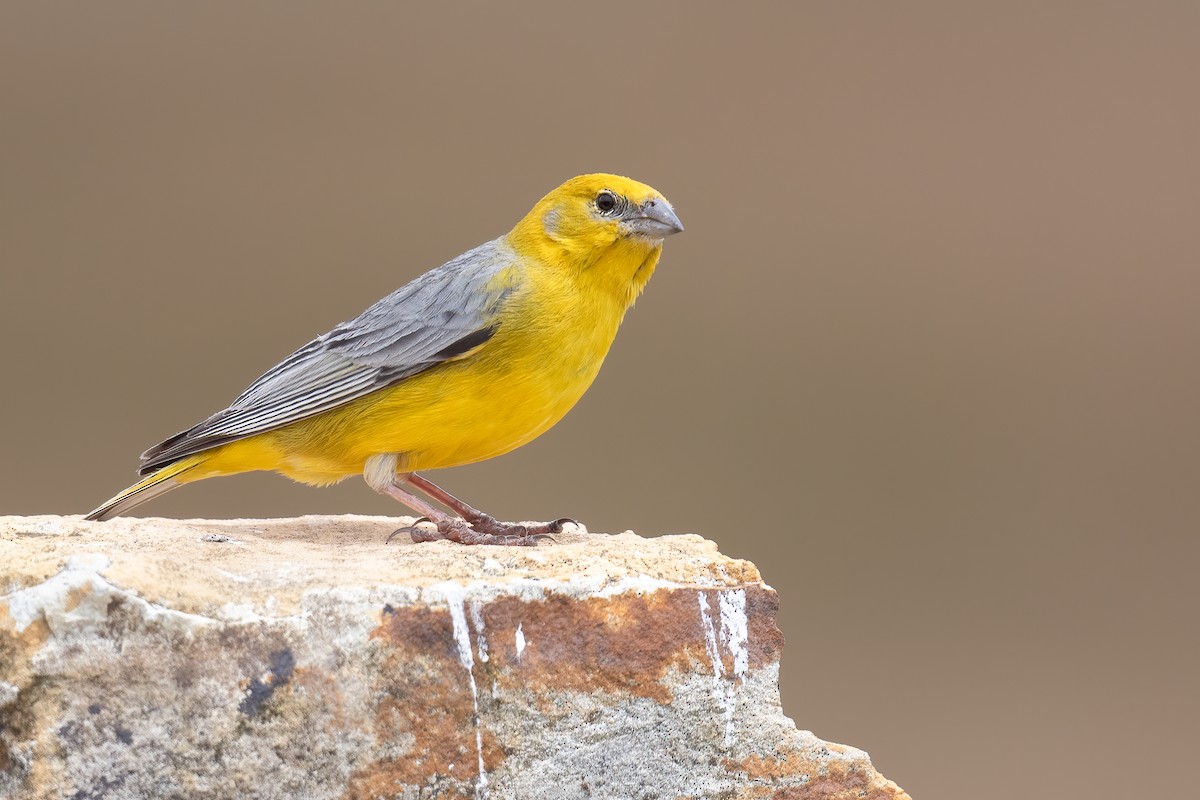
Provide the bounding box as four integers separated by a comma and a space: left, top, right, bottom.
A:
193, 266, 628, 486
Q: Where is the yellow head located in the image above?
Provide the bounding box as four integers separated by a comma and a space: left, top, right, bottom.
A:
509, 173, 683, 272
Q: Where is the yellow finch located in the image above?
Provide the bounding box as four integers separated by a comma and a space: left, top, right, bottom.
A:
86, 174, 683, 545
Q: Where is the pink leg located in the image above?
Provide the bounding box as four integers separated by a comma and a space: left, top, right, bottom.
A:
377, 477, 552, 547
406, 472, 574, 536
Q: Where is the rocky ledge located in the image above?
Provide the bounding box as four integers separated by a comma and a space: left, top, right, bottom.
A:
0, 514, 909, 800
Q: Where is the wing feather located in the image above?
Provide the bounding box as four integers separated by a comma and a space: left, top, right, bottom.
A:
138, 238, 519, 474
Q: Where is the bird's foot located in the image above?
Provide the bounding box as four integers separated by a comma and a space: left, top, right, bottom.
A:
387, 517, 556, 547
463, 513, 577, 536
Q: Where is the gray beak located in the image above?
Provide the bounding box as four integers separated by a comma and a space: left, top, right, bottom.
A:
624, 198, 684, 239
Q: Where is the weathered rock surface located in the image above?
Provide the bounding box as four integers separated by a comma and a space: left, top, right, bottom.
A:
0, 515, 909, 800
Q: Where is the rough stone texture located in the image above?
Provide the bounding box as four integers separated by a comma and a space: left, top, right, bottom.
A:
0, 515, 909, 800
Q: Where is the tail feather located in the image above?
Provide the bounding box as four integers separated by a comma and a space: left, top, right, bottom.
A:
85, 458, 201, 521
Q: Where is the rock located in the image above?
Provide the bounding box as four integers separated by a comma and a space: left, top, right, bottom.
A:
0, 515, 909, 800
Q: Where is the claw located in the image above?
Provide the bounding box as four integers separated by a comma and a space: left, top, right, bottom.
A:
391, 515, 565, 547
514, 517, 574, 536
386, 517, 438, 544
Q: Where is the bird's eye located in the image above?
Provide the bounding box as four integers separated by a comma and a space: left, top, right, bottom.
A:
596, 191, 619, 214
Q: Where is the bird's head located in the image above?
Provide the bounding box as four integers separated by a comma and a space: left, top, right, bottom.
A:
509, 174, 683, 269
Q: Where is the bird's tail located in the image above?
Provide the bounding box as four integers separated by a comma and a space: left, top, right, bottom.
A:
85, 456, 204, 521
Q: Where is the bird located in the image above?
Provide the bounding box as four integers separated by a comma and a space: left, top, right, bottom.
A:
85, 173, 683, 545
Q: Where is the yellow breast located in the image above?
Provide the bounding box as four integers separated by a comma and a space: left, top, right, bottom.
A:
203, 241, 660, 485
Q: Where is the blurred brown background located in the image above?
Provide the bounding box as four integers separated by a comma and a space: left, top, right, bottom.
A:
2, 2, 1197, 798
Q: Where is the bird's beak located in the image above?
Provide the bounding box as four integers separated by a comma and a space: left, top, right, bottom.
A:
623, 198, 684, 239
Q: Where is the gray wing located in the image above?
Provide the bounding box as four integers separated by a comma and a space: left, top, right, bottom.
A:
138, 238, 519, 474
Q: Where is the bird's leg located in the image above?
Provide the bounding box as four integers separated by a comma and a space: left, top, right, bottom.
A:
362, 456, 550, 546
406, 472, 575, 536
378, 479, 551, 546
